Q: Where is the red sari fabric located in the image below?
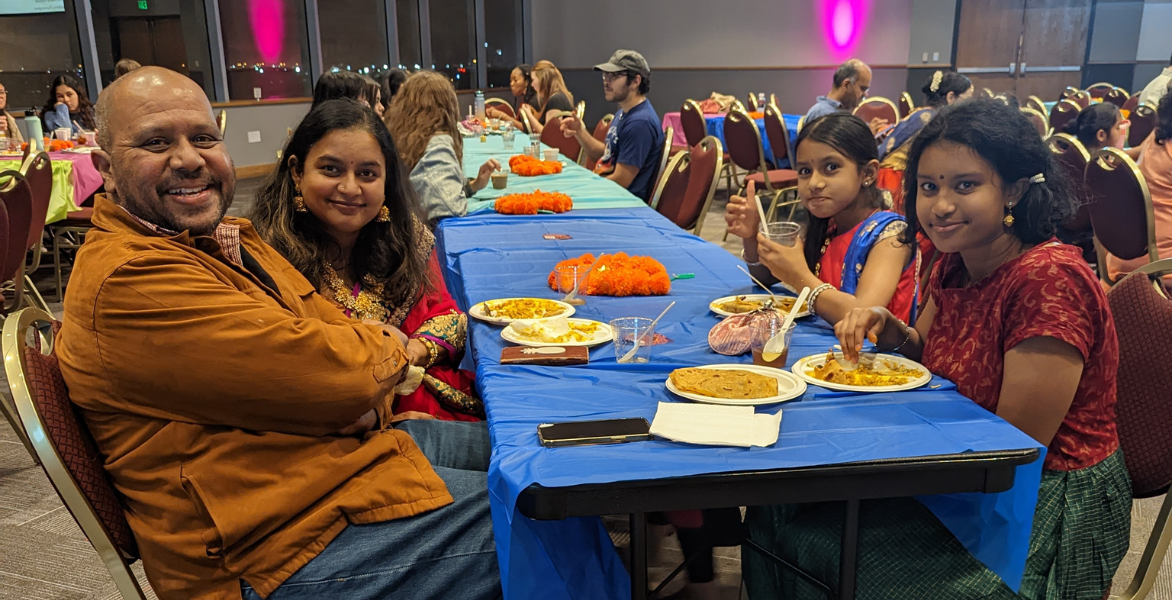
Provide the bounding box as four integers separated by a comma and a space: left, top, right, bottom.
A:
817, 216, 917, 323
922, 241, 1120, 471
395, 253, 481, 422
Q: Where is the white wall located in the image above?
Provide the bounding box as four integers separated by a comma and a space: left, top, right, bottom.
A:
531, 0, 914, 69
1136, 0, 1172, 62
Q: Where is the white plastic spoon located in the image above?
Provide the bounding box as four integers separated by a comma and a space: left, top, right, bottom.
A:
561, 253, 606, 305
735, 265, 777, 301
621, 301, 676, 363
761, 286, 810, 363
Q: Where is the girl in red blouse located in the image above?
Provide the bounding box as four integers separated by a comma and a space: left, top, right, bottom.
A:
744, 100, 1130, 599
726, 112, 918, 324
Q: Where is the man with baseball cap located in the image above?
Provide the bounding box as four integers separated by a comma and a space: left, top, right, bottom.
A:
562, 50, 664, 203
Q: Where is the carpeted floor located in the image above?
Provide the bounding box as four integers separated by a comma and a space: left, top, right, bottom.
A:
0, 188, 1169, 599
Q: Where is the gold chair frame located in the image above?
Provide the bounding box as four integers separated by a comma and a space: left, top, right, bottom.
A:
682, 99, 736, 192
747, 93, 759, 112
1026, 95, 1047, 116
1020, 107, 1051, 138
484, 97, 514, 117
217, 109, 226, 137
1087, 82, 1115, 96
899, 92, 915, 120
649, 150, 686, 212
1114, 257, 1172, 600
726, 107, 798, 222
852, 96, 900, 125
2, 307, 148, 599
0, 169, 42, 316
1087, 146, 1157, 286
657, 126, 675, 185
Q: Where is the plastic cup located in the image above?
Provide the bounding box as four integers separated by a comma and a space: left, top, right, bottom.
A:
543, 148, 559, 162
502, 129, 515, 150
766, 221, 802, 247
610, 317, 656, 363
750, 318, 794, 368
491, 171, 508, 190
554, 265, 579, 295
55, 128, 71, 142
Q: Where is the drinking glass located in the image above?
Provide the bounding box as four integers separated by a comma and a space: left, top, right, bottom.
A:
766, 221, 802, 247
750, 317, 794, 368
610, 317, 656, 363
502, 129, 516, 150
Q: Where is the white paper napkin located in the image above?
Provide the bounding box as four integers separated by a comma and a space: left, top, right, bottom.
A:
649, 402, 783, 448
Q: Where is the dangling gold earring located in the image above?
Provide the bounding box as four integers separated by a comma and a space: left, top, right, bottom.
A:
293, 188, 307, 213
1003, 203, 1015, 227
376, 205, 391, 222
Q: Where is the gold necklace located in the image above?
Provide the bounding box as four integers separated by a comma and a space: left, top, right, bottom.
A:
322, 264, 390, 322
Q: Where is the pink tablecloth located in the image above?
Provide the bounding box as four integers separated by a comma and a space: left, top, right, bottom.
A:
51, 150, 104, 207
1, 149, 104, 223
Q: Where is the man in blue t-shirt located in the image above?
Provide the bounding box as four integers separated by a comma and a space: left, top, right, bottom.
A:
562, 50, 664, 203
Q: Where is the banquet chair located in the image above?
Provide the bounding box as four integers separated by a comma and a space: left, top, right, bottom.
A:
485, 97, 515, 119
651, 136, 723, 237
747, 93, 759, 112
2, 308, 148, 600
654, 127, 675, 193
852, 97, 899, 128
1025, 95, 1047, 116
0, 170, 36, 316
1048, 100, 1081, 136
17, 152, 52, 313
1020, 107, 1050, 138
898, 92, 914, 120
1129, 105, 1158, 148
724, 108, 799, 221
1104, 87, 1130, 108
1085, 147, 1156, 285
682, 99, 734, 192
981, 87, 995, 99
1047, 134, 1095, 262
769, 93, 779, 110
1106, 260, 1172, 600
1071, 90, 1092, 109
519, 108, 534, 135
51, 204, 95, 302
1059, 86, 1080, 102
1122, 95, 1141, 114
585, 114, 613, 171
1087, 82, 1114, 99
763, 103, 797, 170
217, 109, 226, 137
540, 112, 583, 163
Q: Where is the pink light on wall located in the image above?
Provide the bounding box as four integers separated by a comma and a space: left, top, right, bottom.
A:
249, 0, 286, 64
821, 0, 869, 57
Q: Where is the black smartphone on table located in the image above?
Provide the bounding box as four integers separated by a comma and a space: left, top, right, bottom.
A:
537, 418, 652, 447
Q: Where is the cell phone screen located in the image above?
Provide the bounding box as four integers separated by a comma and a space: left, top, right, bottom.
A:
537, 418, 651, 446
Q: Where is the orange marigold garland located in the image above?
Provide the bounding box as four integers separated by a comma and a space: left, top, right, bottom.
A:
494, 190, 573, 215
547, 252, 671, 297
509, 154, 563, 176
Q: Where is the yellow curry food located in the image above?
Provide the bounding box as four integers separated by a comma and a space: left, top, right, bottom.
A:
482, 298, 567, 320
809, 351, 925, 387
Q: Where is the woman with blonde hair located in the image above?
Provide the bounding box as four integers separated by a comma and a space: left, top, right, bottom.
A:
521, 60, 574, 135
385, 71, 499, 223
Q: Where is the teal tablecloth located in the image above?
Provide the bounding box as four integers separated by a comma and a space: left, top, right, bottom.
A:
459, 134, 648, 214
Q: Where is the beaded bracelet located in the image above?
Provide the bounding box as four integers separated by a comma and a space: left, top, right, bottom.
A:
807, 283, 835, 316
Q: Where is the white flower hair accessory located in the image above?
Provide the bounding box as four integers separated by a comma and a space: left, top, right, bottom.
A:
930, 71, 944, 93
1029, 173, 1046, 184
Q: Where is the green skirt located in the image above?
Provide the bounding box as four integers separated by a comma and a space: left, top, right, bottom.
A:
743, 449, 1131, 600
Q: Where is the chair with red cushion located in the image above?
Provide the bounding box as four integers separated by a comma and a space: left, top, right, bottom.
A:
653, 127, 675, 193
898, 92, 914, 120
724, 107, 799, 221
1086, 82, 1114, 99
1129, 104, 1158, 149
683, 99, 734, 192
1021, 107, 1049, 138
1122, 95, 1141, 114
3, 308, 147, 598
1103, 87, 1130, 108
1059, 86, 1080, 102
852, 97, 899, 128
1048, 99, 1081, 136
540, 113, 583, 163
1085, 147, 1156, 285
0, 169, 35, 316
651, 136, 724, 237
585, 114, 613, 171
1107, 260, 1172, 600
1025, 95, 1047, 116
485, 97, 515, 119
18, 152, 52, 312
1047, 134, 1094, 262
1071, 90, 1092, 109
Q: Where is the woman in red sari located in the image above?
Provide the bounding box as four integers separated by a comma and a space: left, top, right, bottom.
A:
250, 98, 482, 422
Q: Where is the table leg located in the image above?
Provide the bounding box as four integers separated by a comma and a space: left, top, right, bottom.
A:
839, 499, 860, 600
630, 512, 648, 600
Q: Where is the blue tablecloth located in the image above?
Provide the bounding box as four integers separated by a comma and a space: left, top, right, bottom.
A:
436, 207, 1044, 599
703, 113, 802, 169
460, 134, 647, 214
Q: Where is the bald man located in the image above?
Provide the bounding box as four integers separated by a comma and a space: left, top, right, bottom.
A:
56, 67, 501, 600
804, 59, 887, 132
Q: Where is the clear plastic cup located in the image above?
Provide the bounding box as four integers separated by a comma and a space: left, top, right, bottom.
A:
55, 128, 72, 142
502, 129, 516, 150
766, 221, 802, 247
543, 148, 559, 162
554, 265, 579, 294
750, 318, 795, 368
610, 317, 656, 363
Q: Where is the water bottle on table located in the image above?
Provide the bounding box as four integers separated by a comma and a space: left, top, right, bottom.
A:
474, 91, 486, 122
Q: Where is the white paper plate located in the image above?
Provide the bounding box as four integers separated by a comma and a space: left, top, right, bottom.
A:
469, 297, 575, 325
666, 364, 807, 406
501, 318, 613, 347
790, 352, 932, 393
709, 294, 811, 318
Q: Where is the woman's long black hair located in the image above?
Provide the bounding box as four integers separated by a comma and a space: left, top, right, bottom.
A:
1063, 102, 1120, 150
900, 99, 1073, 246
249, 99, 432, 307
794, 112, 886, 271
41, 74, 95, 130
